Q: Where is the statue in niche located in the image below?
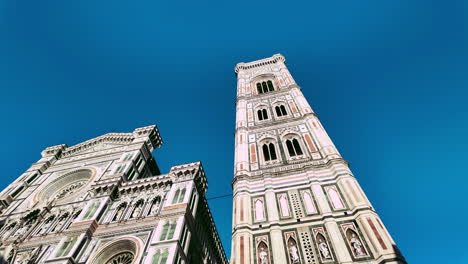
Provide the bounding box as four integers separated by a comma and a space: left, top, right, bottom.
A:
318, 238, 331, 259
131, 202, 142, 218
150, 200, 160, 215
259, 247, 268, 264
288, 240, 300, 263
257, 242, 269, 264
350, 233, 366, 257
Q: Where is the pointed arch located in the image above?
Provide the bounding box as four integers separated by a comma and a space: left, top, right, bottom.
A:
278, 194, 290, 217
287, 237, 301, 263
302, 191, 316, 214
327, 187, 345, 209
316, 233, 332, 260
254, 199, 265, 221
280, 105, 287, 115
257, 241, 270, 264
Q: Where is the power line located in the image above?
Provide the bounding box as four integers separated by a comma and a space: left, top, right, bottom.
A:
206, 193, 232, 200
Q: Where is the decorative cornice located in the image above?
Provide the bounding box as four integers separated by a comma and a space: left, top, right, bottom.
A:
234, 54, 286, 75
42, 125, 163, 159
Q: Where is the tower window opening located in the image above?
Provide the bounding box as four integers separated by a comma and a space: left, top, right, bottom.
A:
262, 82, 268, 93
262, 143, 277, 162
286, 139, 303, 157
257, 109, 268, 121
275, 105, 288, 117
256, 80, 275, 94
267, 80, 274, 91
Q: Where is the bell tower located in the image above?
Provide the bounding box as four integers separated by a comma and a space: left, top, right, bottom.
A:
231, 54, 405, 264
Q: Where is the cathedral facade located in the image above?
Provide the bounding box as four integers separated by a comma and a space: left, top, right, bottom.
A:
231, 54, 405, 264
0, 125, 227, 264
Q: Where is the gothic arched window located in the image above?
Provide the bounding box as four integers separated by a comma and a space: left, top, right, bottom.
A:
267, 80, 274, 91
275, 105, 288, 117
257, 83, 262, 94
262, 143, 277, 162
257, 109, 268, 121
256, 80, 275, 94
286, 138, 303, 157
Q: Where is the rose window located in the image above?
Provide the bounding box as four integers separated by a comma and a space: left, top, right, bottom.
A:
106, 252, 134, 264
35, 169, 94, 205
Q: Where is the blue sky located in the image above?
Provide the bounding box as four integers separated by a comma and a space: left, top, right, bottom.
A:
1, 1, 467, 263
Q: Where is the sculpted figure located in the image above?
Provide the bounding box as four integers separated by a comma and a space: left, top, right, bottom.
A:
350, 234, 365, 256
132, 203, 142, 218
259, 247, 268, 264
150, 201, 160, 215
318, 238, 331, 259
289, 243, 300, 263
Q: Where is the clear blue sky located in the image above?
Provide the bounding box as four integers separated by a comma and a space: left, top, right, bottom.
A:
1, 1, 467, 263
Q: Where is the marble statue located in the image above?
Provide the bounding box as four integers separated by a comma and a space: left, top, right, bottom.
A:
132, 204, 142, 218
259, 247, 268, 264
350, 234, 365, 256
289, 243, 300, 263
318, 238, 331, 259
